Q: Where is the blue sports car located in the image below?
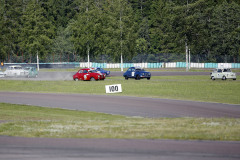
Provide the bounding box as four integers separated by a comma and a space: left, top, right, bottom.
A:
95, 67, 110, 76
123, 67, 151, 80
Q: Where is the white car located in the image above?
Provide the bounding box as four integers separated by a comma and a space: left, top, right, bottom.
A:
4, 65, 28, 77
210, 68, 237, 80
0, 71, 5, 77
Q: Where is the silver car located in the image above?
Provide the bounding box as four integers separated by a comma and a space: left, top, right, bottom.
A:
0, 71, 6, 77
4, 65, 28, 77
210, 68, 236, 80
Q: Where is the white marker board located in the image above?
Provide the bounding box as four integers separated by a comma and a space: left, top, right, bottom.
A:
105, 84, 122, 93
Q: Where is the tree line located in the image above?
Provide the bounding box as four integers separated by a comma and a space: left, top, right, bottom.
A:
0, 0, 240, 63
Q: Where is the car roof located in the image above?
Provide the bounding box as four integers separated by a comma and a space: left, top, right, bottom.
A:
129, 66, 142, 69
79, 68, 92, 71
216, 68, 231, 69
9, 65, 22, 67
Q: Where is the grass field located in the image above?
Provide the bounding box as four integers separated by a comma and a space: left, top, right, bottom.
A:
0, 75, 239, 140
0, 103, 240, 140
0, 75, 239, 104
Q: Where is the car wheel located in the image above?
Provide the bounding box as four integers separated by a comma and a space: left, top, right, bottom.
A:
233, 78, 236, 80
135, 75, 140, 80
211, 76, 215, 80
222, 76, 226, 80
125, 76, 128, 80
90, 77, 96, 81
147, 77, 150, 80
74, 78, 79, 81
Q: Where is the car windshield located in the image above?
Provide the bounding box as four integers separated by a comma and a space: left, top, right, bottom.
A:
91, 70, 98, 73
8, 66, 22, 70
223, 69, 231, 72
89, 70, 95, 73
79, 70, 88, 73
24, 67, 30, 70
136, 68, 144, 71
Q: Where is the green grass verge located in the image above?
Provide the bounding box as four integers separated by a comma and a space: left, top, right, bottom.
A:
0, 76, 239, 104
0, 103, 239, 140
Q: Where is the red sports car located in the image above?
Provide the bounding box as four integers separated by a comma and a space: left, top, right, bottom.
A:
73, 68, 105, 81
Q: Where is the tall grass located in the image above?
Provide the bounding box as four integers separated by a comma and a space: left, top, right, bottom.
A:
0, 103, 239, 140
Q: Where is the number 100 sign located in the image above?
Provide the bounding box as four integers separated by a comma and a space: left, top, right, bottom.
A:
105, 84, 122, 93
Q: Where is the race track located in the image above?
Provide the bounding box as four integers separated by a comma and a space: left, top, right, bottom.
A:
0, 71, 240, 160
0, 92, 240, 118
1, 136, 240, 160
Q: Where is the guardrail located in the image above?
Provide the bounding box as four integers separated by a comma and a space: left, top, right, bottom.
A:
2, 62, 240, 69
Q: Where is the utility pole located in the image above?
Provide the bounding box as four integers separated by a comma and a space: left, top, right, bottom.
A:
186, 0, 189, 72
185, 42, 189, 72
37, 51, 39, 71
86, 1, 90, 68
119, 0, 123, 72
188, 48, 191, 70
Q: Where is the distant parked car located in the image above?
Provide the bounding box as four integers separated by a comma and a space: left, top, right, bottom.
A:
73, 68, 105, 81
4, 65, 28, 77
210, 68, 236, 80
123, 67, 151, 80
95, 67, 110, 76
24, 67, 38, 78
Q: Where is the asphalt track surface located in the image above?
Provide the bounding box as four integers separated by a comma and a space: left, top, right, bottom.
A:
1, 71, 240, 160
0, 92, 240, 118
1, 136, 240, 160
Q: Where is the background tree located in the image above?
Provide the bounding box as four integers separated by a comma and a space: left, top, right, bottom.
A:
43, 0, 78, 28
101, 0, 136, 62
0, 0, 6, 61
149, 1, 181, 62
20, 0, 55, 62
68, 0, 104, 65
210, 1, 240, 62
51, 26, 74, 62
0, 0, 239, 63
68, 0, 136, 63
0, 0, 23, 62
